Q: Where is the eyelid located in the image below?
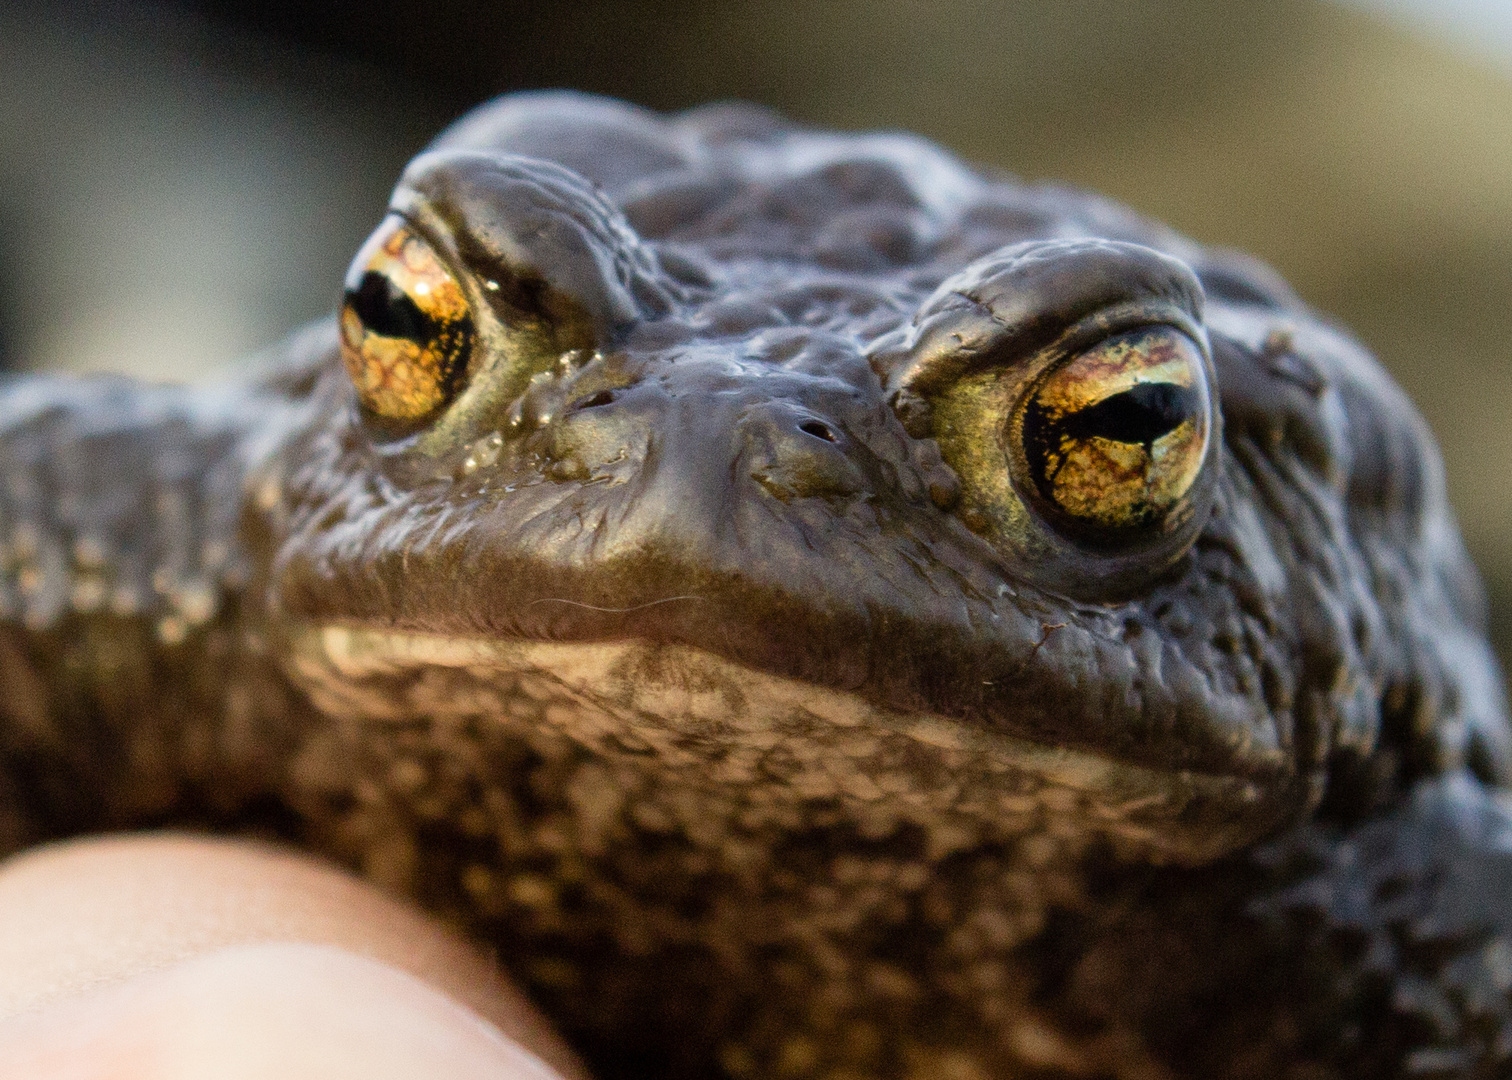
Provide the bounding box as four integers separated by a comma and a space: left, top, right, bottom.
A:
873, 298, 1209, 451
869, 238, 1207, 426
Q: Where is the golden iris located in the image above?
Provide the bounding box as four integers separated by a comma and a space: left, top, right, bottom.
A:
1016, 327, 1208, 535
339, 217, 475, 426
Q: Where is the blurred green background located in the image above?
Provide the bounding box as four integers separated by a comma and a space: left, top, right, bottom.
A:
1, 0, 1509, 660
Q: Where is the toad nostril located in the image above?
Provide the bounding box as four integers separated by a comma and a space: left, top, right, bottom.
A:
571, 390, 616, 411
743, 407, 865, 502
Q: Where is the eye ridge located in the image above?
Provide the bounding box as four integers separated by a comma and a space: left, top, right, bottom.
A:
348, 270, 442, 345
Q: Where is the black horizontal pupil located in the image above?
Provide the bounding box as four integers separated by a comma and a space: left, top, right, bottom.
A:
347, 270, 439, 344
1062, 382, 1196, 452
1023, 378, 1201, 509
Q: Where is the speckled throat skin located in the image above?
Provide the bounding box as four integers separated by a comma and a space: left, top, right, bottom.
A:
2, 92, 1512, 1078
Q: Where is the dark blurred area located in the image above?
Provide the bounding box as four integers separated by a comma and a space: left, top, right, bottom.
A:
3, 0, 1512, 663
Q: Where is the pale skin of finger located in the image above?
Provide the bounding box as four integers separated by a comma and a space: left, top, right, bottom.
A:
0, 833, 589, 1080
0, 942, 569, 1080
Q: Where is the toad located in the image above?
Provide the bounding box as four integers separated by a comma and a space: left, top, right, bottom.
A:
1, 91, 1509, 1078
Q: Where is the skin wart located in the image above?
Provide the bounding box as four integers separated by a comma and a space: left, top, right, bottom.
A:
1, 90, 1511, 1078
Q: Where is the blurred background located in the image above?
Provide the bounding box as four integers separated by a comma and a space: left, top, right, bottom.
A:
1, 0, 1510, 661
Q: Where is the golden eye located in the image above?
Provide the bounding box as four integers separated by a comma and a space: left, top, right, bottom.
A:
339, 217, 475, 427
1015, 327, 1209, 537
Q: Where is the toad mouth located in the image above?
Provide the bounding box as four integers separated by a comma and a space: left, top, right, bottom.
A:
284, 623, 1291, 865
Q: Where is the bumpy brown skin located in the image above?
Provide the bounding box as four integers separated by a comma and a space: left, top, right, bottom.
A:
2, 91, 1512, 1078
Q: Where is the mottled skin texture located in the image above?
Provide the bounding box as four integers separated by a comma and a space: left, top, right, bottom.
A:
2, 92, 1511, 1078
